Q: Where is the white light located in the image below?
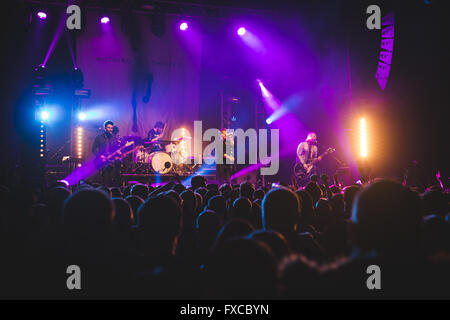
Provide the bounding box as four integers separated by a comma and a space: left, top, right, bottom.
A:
360, 118, 368, 158
40, 110, 50, 121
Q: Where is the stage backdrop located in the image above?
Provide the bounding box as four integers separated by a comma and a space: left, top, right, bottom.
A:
76, 11, 202, 155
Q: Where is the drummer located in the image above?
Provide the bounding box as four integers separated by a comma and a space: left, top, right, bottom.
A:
146, 121, 166, 152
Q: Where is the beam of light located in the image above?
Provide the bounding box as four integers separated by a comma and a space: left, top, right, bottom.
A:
237, 27, 246, 36
100, 16, 110, 24
63, 157, 98, 186
230, 148, 292, 182
360, 118, 368, 158
239, 29, 266, 54
179, 22, 188, 31
42, 14, 66, 67
257, 80, 281, 110
78, 112, 87, 121
40, 110, 50, 121
181, 165, 213, 187
37, 11, 47, 19
265, 94, 303, 125
66, 34, 77, 69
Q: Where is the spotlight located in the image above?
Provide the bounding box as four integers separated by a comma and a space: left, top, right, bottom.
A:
37, 11, 47, 19
266, 118, 272, 125
360, 118, 368, 158
40, 110, 50, 121
100, 16, 110, 24
237, 27, 246, 36
179, 22, 188, 31
78, 112, 87, 121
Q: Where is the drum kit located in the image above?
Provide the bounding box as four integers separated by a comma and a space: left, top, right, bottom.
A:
120, 136, 195, 175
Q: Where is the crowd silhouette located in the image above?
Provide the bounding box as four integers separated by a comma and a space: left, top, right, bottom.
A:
0, 173, 449, 299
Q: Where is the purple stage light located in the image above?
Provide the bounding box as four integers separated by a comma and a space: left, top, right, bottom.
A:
237, 27, 246, 36
100, 16, 110, 24
179, 22, 188, 31
37, 11, 47, 19
258, 81, 271, 99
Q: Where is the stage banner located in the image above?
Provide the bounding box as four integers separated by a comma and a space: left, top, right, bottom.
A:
76, 11, 202, 154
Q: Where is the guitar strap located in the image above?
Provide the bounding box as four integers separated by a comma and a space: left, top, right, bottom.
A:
307, 143, 312, 164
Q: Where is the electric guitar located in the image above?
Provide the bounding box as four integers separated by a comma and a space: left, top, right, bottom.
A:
294, 147, 336, 180
95, 141, 134, 168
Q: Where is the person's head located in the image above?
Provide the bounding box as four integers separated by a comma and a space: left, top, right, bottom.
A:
97, 186, 111, 198
110, 187, 122, 198
63, 189, 114, 245
104, 120, 114, 135
172, 183, 186, 195
154, 121, 165, 134
219, 183, 231, 194
306, 132, 317, 143
124, 195, 144, 223
45, 186, 71, 223
305, 182, 322, 205
262, 187, 300, 233
191, 175, 207, 190
196, 210, 222, 251
122, 185, 132, 198
137, 195, 182, 256
215, 219, 255, 247
295, 189, 314, 223
180, 189, 196, 216
343, 185, 361, 219
206, 238, 278, 298
204, 189, 220, 205
231, 197, 253, 224
351, 180, 423, 257
195, 187, 208, 200
315, 198, 332, 231
165, 190, 182, 207
112, 198, 133, 230
220, 128, 227, 139
208, 195, 228, 220
249, 230, 290, 262
330, 193, 345, 219
131, 184, 149, 200
253, 188, 265, 201
240, 181, 255, 200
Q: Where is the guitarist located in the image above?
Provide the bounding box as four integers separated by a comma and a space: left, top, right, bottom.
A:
296, 132, 319, 176
92, 120, 121, 186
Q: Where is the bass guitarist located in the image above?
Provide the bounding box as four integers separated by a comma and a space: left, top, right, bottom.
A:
296, 132, 319, 176
92, 120, 121, 186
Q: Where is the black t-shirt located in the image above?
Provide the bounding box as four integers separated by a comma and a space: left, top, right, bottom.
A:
92, 132, 117, 156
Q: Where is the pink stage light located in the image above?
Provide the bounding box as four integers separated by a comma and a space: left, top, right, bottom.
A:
100, 16, 110, 24
37, 11, 47, 19
179, 22, 188, 31
237, 27, 246, 36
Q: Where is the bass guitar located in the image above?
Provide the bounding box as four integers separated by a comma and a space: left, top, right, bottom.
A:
294, 147, 336, 180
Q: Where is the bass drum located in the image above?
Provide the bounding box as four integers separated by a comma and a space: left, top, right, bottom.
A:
149, 151, 173, 174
